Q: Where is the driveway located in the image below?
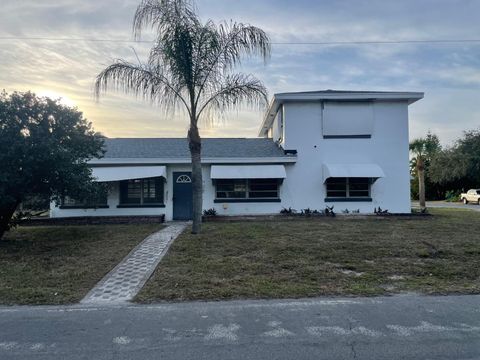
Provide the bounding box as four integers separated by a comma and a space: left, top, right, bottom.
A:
0, 295, 479, 359
412, 200, 480, 212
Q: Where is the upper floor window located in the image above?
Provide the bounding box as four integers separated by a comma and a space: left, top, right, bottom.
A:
322, 102, 373, 139
325, 177, 371, 200
215, 179, 280, 200
120, 177, 164, 205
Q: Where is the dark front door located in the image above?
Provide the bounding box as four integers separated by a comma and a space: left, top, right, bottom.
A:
173, 172, 193, 220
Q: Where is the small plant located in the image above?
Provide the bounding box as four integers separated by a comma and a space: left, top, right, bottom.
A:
352, 209, 360, 214
374, 207, 389, 215
342, 208, 350, 214
301, 208, 313, 216
280, 207, 297, 215
325, 205, 335, 217
203, 208, 217, 217
445, 190, 461, 202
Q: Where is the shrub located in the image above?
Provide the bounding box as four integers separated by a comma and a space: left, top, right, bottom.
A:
445, 190, 461, 202
280, 207, 297, 215
203, 208, 217, 217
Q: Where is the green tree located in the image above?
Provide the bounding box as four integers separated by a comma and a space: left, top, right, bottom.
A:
95, 0, 270, 234
409, 132, 441, 209
0, 91, 105, 240
430, 129, 480, 188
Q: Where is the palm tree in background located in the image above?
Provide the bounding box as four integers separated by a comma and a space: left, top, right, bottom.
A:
409, 133, 441, 210
95, 0, 270, 233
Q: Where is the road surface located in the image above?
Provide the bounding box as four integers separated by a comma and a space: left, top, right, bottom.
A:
412, 200, 480, 212
0, 295, 479, 359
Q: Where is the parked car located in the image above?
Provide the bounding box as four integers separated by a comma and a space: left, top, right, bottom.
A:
460, 189, 480, 204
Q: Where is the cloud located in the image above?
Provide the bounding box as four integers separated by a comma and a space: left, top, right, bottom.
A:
1, 0, 479, 145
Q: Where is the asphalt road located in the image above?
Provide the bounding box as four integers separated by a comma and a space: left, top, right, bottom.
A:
0, 295, 479, 359
412, 201, 480, 211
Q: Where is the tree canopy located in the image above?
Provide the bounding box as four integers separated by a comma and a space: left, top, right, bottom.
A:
430, 129, 480, 188
0, 91, 105, 239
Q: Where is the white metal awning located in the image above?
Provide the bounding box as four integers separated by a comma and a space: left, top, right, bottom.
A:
91, 166, 167, 182
210, 165, 286, 179
322, 163, 385, 183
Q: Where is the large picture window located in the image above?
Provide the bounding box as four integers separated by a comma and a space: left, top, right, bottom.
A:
215, 179, 280, 202
325, 177, 371, 201
119, 177, 164, 206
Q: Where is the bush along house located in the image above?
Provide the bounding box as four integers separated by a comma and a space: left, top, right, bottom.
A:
50, 90, 424, 220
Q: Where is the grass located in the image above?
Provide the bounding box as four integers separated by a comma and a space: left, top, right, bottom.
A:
136, 209, 480, 303
0, 224, 162, 305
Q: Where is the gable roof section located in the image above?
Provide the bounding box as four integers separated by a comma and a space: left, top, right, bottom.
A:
92, 138, 294, 164
258, 89, 424, 137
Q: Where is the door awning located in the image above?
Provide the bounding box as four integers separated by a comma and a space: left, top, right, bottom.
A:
210, 165, 286, 179
91, 166, 167, 182
322, 163, 385, 183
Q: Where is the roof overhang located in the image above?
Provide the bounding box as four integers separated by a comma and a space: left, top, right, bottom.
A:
91, 166, 166, 182
322, 163, 385, 183
258, 90, 425, 137
211, 165, 286, 179
89, 156, 297, 165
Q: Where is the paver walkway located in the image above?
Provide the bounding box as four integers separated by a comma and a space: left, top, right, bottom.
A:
81, 222, 188, 304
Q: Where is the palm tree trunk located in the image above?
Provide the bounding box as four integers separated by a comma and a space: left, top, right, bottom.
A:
188, 122, 203, 234
417, 158, 426, 209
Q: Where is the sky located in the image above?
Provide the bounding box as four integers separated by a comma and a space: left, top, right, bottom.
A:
1, 0, 479, 146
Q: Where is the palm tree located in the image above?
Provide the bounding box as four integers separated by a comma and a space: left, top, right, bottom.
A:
409, 134, 440, 210
95, 0, 270, 233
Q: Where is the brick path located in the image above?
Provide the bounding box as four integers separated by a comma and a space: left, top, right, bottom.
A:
81, 222, 188, 304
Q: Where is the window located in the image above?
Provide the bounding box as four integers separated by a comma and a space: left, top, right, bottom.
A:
215, 179, 280, 201
61, 192, 108, 209
322, 102, 374, 139
325, 177, 371, 200
120, 177, 164, 206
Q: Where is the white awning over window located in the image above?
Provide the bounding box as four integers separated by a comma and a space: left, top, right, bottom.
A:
322, 163, 385, 183
210, 165, 286, 179
91, 166, 167, 182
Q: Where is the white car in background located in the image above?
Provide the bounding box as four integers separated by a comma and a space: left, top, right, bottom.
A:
460, 189, 480, 204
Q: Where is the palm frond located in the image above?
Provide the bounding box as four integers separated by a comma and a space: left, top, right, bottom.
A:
94, 60, 190, 115
133, 0, 198, 40
193, 22, 270, 105
97, 0, 271, 124
198, 73, 268, 116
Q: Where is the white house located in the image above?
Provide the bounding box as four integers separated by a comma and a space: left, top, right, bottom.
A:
50, 90, 424, 220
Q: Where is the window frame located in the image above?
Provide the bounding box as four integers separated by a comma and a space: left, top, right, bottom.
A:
325, 177, 372, 202
214, 178, 281, 203
118, 177, 165, 208
60, 193, 109, 209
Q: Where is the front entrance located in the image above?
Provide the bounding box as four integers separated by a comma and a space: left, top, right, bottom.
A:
173, 172, 193, 220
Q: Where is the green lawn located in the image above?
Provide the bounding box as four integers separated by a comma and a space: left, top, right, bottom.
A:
0, 224, 162, 305
136, 209, 480, 303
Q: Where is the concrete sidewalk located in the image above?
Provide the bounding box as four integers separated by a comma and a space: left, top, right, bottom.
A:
1, 294, 479, 359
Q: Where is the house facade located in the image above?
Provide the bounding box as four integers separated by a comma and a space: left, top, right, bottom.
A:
50, 90, 423, 220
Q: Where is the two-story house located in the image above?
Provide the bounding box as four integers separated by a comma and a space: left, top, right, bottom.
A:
50, 90, 424, 220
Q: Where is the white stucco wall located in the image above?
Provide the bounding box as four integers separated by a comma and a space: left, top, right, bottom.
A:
49, 181, 168, 219
50, 99, 412, 219
50, 164, 287, 220
281, 100, 411, 213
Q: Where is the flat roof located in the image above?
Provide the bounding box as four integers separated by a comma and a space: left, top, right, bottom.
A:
258, 89, 424, 137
